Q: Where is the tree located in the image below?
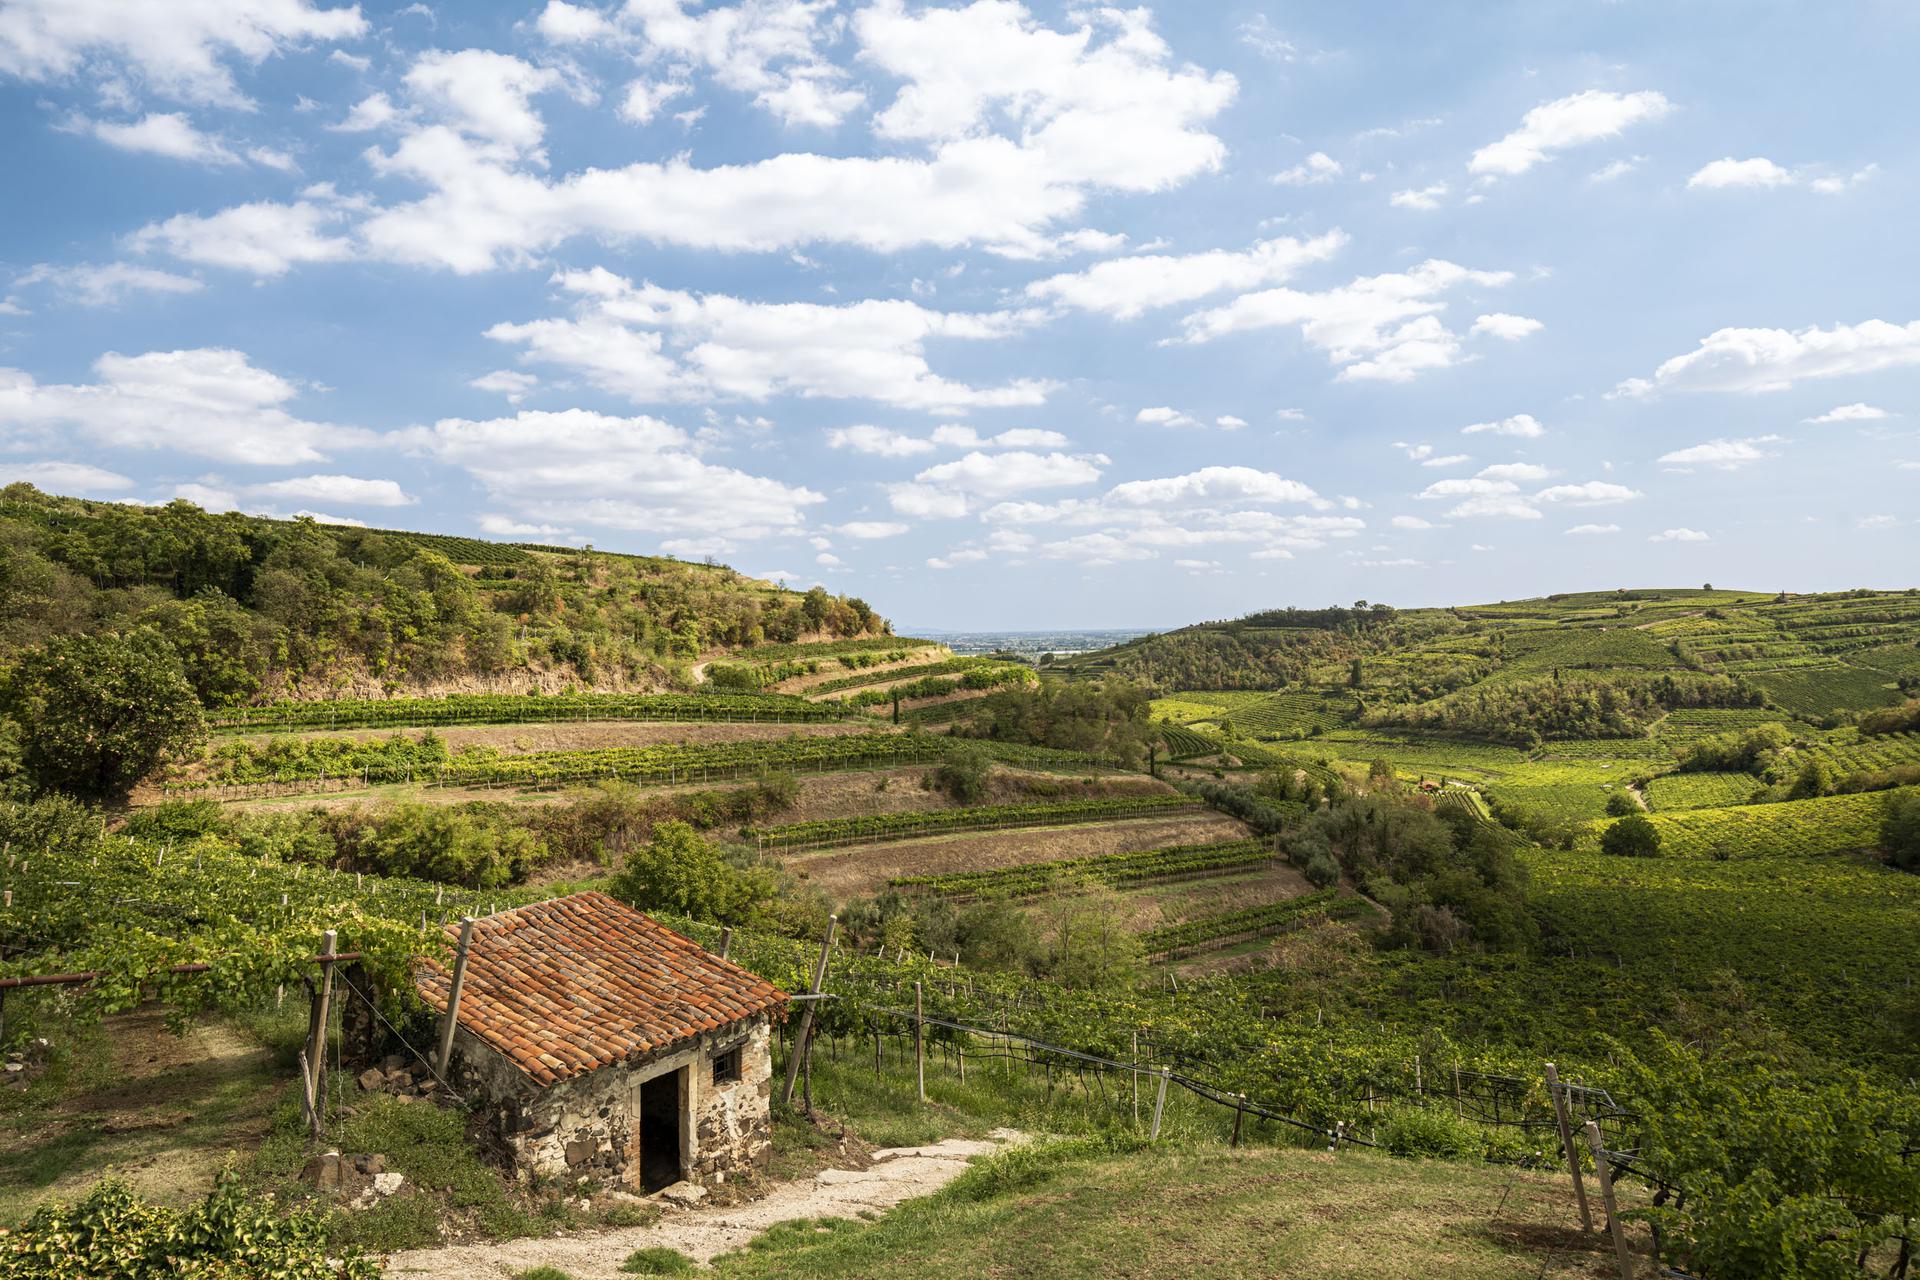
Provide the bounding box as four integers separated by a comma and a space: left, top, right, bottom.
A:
1600, 812, 1663, 858
3, 631, 204, 801
1605, 790, 1640, 817
1882, 791, 1920, 872
932, 742, 992, 802
609, 820, 772, 924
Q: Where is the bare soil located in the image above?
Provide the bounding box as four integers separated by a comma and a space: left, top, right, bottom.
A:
784, 812, 1253, 900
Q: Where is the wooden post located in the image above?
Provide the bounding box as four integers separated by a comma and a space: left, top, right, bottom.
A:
1131, 1031, 1140, 1126
1546, 1062, 1594, 1232
434, 918, 476, 1078
913, 981, 926, 1102
719, 927, 733, 960
874, 1022, 882, 1078
305, 929, 337, 1139
1149, 1066, 1171, 1139
779, 916, 836, 1107
1585, 1120, 1635, 1280
1231, 1093, 1246, 1148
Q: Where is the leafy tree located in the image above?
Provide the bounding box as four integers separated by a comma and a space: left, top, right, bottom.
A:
1600, 812, 1663, 857
1605, 790, 1640, 817
609, 820, 773, 924
932, 741, 993, 803
2, 631, 204, 800
357, 803, 548, 887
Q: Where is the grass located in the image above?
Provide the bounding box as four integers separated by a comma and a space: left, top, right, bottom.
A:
704, 1138, 1620, 1280
622, 1246, 697, 1274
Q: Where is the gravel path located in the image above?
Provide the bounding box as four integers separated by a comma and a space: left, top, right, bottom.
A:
381, 1130, 1022, 1280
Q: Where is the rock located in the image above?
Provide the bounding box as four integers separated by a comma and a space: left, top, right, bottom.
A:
658, 1181, 706, 1207
301, 1152, 349, 1192
356, 1068, 387, 1093
351, 1154, 386, 1176
372, 1172, 405, 1197
380, 1054, 406, 1075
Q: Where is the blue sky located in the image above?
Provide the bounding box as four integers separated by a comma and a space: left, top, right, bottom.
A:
1, 0, 1915, 629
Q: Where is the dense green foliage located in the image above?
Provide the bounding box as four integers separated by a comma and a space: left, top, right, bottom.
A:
211, 690, 846, 732
1600, 812, 1663, 857
0, 1175, 377, 1280
609, 820, 778, 925
949, 679, 1156, 766
1367, 672, 1759, 746
0, 485, 882, 698
1883, 791, 1920, 871
2, 631, 205, 801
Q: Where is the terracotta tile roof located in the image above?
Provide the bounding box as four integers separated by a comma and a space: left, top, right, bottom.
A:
415, 891, 788, 1086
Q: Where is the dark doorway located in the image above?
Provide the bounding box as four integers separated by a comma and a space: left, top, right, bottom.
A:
639, 1069, 683, 1192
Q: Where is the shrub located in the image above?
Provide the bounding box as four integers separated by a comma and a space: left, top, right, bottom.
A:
610, 820, 774, 924
621, 1247, 696, 1275
1605, 790, 1639, 817
1375, 1104, 1476, 1158
931, 741, 992, 803
1600, 813, 1663, 858
1882, 791, 1920, 872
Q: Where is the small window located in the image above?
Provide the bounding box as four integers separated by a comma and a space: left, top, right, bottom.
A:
712, 1044, 742, 1086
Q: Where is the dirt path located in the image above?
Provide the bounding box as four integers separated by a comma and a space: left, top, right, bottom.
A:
382, 1130, 1022, 1280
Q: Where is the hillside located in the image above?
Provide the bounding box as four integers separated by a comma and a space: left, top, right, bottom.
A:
0, 484, 886, 701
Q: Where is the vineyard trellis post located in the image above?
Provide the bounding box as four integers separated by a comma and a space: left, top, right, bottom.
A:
302, 928, 338, 1140
1584, 1120, 1636, 1280
779, 915, 836, 1108
1545, 1061, 1593, 1232
914, 980, 926, 1102
1150, 1065, 1170, 1140
434, 917, 477, 1078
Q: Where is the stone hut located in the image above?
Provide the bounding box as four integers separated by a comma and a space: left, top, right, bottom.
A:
411, 891, 787, 1192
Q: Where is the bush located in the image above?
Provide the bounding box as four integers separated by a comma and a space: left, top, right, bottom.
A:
609, 820, 774, 924
1375, 1104, 1476, 1159
931, 742, 992, 803
1604, 790, 1639, 817
357, 803, 549, 887
1600, 813, 1663, 858
0, 1175, 377, 1280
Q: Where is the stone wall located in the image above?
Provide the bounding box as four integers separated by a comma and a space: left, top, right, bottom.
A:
445, 1014, 775, 1191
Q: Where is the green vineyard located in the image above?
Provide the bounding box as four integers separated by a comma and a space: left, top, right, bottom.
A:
1140, 890, 1352, 959
1642, 771, 1764, 812
209, 690, 850, 733
748, 793, 1202, 851
890, 838, 1274, 899
1578, 786, 1915, 858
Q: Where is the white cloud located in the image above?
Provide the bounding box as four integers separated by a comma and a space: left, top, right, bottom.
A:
826, 425, 936, 457
248, 145, 299, 172
329, 91, 397, 132
929, 425, 1070, 449
1107, 466, 1319, 508
128, 199, 356, 276
0, 0, 368, 107
1421, 454, 1471, 468
1273, 152, 1341, 185
1449, 495, 1542, 520
172, 482, 238, 511
1389, 183, 1447, 210
0, 460, 135, 494
1470, 89, 1672, 178
1135, 406, 1201, 429
1650, 527, 1710, 542
1177, 259, 1514, 383
401, 408, 823, 539
404, 48, 566, 155
1391, 515, 1435, 530
11, 261, 202, 307
478, 513, 568, 537
1174, 557, 1222, 572
1537, 480, 1640, 505
1023, 231, 1345, 320
858, 1, 1236, 191
1462, 413, 1546, 438
835, 521, 910, 539
1566, 523, 1620, 535
470, 369, 539, 403
1418, 477, 1517, 501
1616, 320, 1920, 395
1856, 514, 1900, 530
1215, 415, 1247, 429
1806, 402, 1888, 423
534, 1, 614, 43
618, 76, 690, 125
83, 112, 239, 165
886, 483, 969, 519
815, 552, 844, 567
0, 347, 368, 464
1477, 462, 1554, 482
328, 48, 370, 71
1471, 313, 1543, 341
486, 267, 1055, 413
1236, 14, 1297, 61
913, 450, 1103, 500
250, 474, 415, 507
1588, 156, 1644, 183
1810, 164, 1878, 195
1274, 408, 1308, 421
1657, 436, 1784, 469
1687, 156, 1792, 190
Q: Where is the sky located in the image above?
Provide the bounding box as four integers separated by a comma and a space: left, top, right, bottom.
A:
0, 1, 1916, 629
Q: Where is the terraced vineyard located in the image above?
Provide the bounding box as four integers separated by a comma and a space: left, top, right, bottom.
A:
890, 838, 1273, 899
1577, 786, 1914, 858
1158, 724, 1218, 759
1140, 890, 1356, 959
209, 690, 848, 733
1642, 771, 1763, 812
1801, 731, 1920, 776
706, 638, 943, 691
748, 793, 1201, 852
